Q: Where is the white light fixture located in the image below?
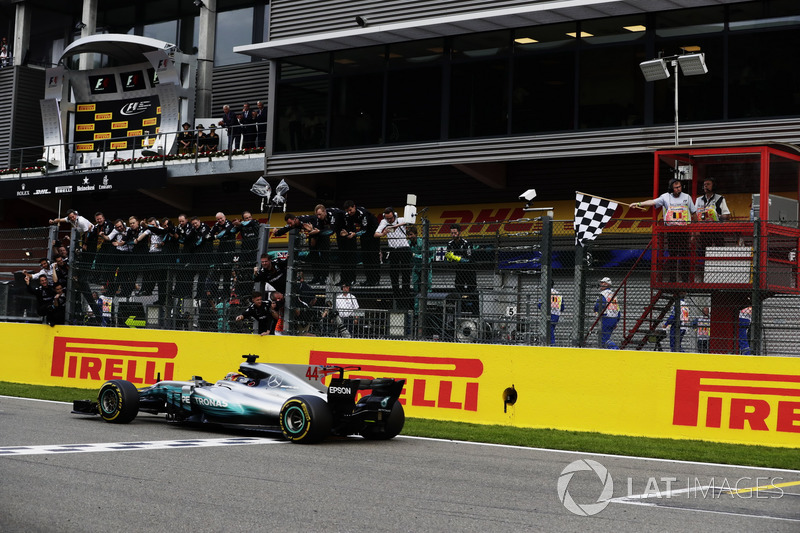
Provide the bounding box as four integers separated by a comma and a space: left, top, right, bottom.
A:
676, 53, 708, 76
639, 58, 670, 81
639, 52, 709, 145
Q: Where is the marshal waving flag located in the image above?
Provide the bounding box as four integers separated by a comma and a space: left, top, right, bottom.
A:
574, 192, 619, 246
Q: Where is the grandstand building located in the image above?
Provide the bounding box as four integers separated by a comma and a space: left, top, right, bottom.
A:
0, 0, 798, 221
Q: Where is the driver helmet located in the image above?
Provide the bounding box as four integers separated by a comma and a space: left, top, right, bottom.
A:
225, 372, 245, 381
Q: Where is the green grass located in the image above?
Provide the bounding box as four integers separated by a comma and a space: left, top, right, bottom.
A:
2, 381, 797, 471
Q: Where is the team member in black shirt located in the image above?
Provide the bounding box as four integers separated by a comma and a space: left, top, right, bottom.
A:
343, 200, 380, 285
235, 291, 275, 335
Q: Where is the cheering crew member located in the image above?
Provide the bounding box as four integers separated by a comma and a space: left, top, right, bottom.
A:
235, 291, 275, 335
375, 207, 412, 304
186, 217, 213, 298
103, 218, 134, 297
315, 204, 348, 285
343, 200, 381, 286
273, 212, 326, 284
24, 272, 55, 319
88, 211, 114, 286
45, 282, 67, 326
446, 223, 477, 313
49, 209, 94, 250
253, 253, 288, 295
211, 212, 237, 295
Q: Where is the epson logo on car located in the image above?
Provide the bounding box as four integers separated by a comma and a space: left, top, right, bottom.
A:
329, 386, 352, 395
193, 396, 228, 407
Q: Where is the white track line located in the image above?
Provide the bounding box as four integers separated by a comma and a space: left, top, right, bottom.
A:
0, 437, 283, 456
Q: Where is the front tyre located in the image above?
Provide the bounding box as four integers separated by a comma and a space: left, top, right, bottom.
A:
279, 395, 332, 444
98, 380, 140, 423
362, 401, 405, 440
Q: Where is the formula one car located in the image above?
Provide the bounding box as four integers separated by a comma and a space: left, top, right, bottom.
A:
72, 355, 405, 444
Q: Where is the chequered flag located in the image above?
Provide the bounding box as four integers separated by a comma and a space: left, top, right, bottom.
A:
574, 193, 618, 246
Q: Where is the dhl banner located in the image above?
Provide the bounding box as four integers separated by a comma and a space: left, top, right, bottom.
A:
1, 323, 797, 448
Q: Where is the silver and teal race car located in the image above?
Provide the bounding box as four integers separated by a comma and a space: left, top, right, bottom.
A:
72, 355, 406, 444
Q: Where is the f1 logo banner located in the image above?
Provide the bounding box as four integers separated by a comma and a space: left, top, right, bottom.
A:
673, 369, 800, 433
51, 337, 177, 385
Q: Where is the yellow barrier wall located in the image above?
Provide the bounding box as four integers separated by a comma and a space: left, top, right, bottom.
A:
1, 323, 797, 448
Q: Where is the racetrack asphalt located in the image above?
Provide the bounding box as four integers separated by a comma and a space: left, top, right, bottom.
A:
1, 395, 798, 533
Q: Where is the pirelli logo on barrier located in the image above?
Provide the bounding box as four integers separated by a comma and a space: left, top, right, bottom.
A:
309, 351, 483, 411
94, 112, 113, 121
77, 104, 96, 112
76, 124, 94, 132
112, 121, 129, 129
127, 129, 143, 137
93, 132, 112, 140
76, 143, 94, 151
110, 141, 128, 150
673, 370, 800, 433
51, 337, 177, 385
142, 117, 158, 127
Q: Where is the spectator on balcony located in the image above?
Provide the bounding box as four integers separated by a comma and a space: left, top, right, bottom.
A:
206, 124, 220, 151
241, 103, 256, 149
218, 105, 239, 150
632, 179, 698, 283
178, 122, 195, 154
195, 124, 208, 152
255, 100, 268, 148
407, 225, 431, 298
0, 37, 10, 68
594, 277, 619, 349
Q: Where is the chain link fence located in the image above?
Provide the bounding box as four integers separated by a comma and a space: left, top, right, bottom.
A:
0, 226, 55, 321
2, 218, 799, 357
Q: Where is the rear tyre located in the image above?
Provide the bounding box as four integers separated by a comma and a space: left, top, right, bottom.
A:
279, 395, 332, 444
361, 401, 405, 440
98, 380, 140, 423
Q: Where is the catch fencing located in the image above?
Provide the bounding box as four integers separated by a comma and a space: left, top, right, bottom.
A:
3, 217, 799, 356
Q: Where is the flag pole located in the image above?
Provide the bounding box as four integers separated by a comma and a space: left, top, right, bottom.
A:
577, 191, 647, 210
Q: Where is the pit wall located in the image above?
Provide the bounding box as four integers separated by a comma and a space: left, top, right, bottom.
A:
1, 323, 797, 448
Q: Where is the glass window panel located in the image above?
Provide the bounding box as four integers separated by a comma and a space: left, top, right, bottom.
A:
214, 7, 254, 66
514, 22, 576, 52
579, 44, 645, 129
581, 15, 647, 45
452, 30, 509, 60
386, 66, 442, 143
730, 0, 800, 30
332, 46, 386, 75
280, 54, 331, 79
655, 6, 725, 37
512, 51, 574, 134
144, 20, 178, 43
331, 74, 384, 147
388, 39, 443, 66
728, 29, 800, 119
275, 79, 329, 152
450, 59, 508, 138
